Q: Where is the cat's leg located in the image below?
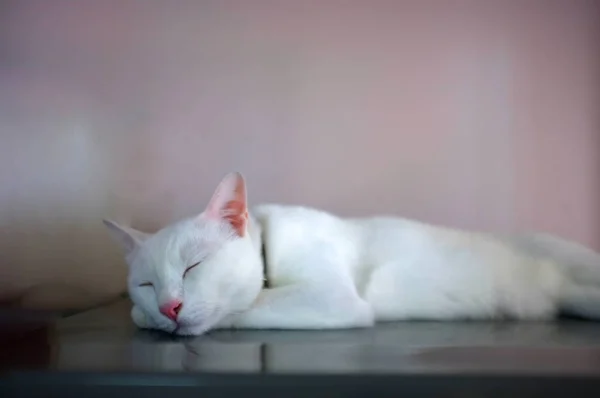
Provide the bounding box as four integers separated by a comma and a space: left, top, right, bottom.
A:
365, 261, 493, 320
229, 283, 374, 330
364, 262, 485, 320
225, 248, 375, 330
365, 261, 559, 321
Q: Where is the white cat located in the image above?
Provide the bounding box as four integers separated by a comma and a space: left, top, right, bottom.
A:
104, 172, 600, 336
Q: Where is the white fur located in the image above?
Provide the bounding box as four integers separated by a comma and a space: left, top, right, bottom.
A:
104, 173, 600, 336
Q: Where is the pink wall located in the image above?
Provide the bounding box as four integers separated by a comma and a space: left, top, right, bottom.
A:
0, 0, 599, 310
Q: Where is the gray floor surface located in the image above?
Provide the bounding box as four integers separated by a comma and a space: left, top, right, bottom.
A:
50, 299, 600, 375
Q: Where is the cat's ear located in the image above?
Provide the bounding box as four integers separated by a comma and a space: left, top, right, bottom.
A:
102, 219, 149, 255
203, 172, 249, 237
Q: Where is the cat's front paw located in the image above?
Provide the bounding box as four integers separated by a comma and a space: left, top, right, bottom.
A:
353, 300, 376, 328
131, 305, 153, 329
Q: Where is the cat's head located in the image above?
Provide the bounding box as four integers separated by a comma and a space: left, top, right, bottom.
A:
103, 172, 263, 335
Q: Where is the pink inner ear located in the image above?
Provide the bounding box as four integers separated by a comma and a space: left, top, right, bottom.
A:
204, 172, 249, 237
222, 199, 248, 237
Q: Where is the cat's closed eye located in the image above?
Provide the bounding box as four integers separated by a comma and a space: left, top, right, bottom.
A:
139, 282, 153, 287
183, 262, 200, 278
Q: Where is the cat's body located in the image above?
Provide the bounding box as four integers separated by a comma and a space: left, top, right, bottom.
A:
104, 173, 600, 336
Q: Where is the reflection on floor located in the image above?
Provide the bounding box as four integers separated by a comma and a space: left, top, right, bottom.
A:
43, 299, 600, 374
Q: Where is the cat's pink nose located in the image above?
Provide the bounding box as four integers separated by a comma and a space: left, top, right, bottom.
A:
160, 300, 183, 321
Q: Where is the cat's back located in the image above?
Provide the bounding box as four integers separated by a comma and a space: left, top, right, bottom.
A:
251, 204, 361, 279
251, 205, 449, 266
252, 204, 357, 249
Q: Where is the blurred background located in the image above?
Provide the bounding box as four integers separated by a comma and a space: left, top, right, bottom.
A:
0, 0, 598, 312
